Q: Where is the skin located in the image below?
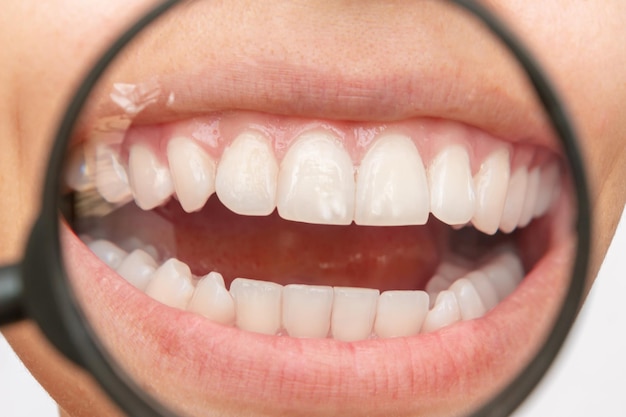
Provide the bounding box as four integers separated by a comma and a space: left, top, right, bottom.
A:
0, 1, 625, 416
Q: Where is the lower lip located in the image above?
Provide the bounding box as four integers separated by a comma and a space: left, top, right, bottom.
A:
60, 200, 574, 417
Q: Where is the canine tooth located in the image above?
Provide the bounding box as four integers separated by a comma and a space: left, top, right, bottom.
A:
277, 131, 355, 225
215, 131, 278, 216
95, 143, 133, 203
128, 144, 174, 210
472, 148, 510, 234
449, 278, 487, 320
465, 270, 500, 310
282, 284, 333, 338
188, 272, 235, 326
421, 291, 461, 333
230, 278, 282, 335
144, 258, 194, 309
116, 249, 158, 291
499, 168, 528, 233
354, 134, 429, 226
481, 251, 524, 300
534, 163, 560, 217
87, 239, 128, 269
331, 287, 379, 342
428, 144, 475, 225
167, 137, 216, 213
518, 167, 541, 227
374, 290, 429, 338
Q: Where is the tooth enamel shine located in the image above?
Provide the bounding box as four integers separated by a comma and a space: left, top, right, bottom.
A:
128, 144, 174, 210
230, 278, 283, 335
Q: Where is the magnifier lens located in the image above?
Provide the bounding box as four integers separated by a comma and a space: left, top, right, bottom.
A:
53, 1, 581, 416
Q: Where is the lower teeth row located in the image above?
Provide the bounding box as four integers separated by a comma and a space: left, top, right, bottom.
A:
85, 237, 524, 342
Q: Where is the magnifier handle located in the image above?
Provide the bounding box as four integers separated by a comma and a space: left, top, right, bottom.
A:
0, 264, 25, 326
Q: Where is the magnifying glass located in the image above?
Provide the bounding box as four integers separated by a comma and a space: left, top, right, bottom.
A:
0, 0, 590, 416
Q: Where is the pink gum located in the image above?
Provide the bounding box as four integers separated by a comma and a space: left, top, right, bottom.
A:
120, 111, 558, 174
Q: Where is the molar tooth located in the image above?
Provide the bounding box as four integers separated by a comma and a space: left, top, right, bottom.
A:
354, 134, 429, 226
533, 163, 560, 217
471, 148, 511, 234
518, 167, 541, 227
277, 131, 355, 225
144, 258, 194, 309
481, 251, 524, 301
448, 278, 487, 320
465, 270, 500, 310
374, 290, 429, 338
331, 287, 379, 342
215, 131, 278, 216
167, 136, 216, 213
95, 143, 133, 203
499, 167, 528, 233
428, 144, 476, 225
421, 290, 461, 333
128, 144, 174, 210
116, 249, 158, 291
230, 278, 282, 335
282, 284, 333, 338
188, 272, 235, 326
87, 239, 128, 269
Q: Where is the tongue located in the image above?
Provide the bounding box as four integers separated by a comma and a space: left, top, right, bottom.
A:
141, 196, 442, 291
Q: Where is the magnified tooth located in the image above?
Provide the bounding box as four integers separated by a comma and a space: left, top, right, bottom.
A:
167, 136, 216, 213
115, 249, 158, 291
128, 143, 174, 210
230, 278, 282, 335
64, 145, 94, 192
331, 287, 379, 342
533, 162, 560, 217
472, 148, 510, 234
448, 278, 487, 320
144, 258, 194, 309
355, 134, 429, 226
282, 284, 333, 338
428, 144, 476, 225
518, 167, 541, 227
465, 270, 500, 310
87, 239, 127, 269
421, 291, 461, 333
95, 143, 133, 203
188, 272, 235, 326
215, 131, 278, 216
499, 167, 528, 233
374, 290, 429, 338
277, 131, 355, 225
481, 251, 524, 301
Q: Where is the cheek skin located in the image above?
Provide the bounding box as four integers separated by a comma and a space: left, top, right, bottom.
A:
1, 2, 625, 417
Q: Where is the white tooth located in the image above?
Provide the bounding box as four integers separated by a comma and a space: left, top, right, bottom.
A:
144, 258, 194, 309
282, 284, 333, 338
425, 274, 454, 295
95, 143, 133, 203
472, 148, 511, 234
354, 134, 429, 226
421, 290, 461, 333
277, 131, 355, 225
518, 167, 541, 227
230, 278, 282, 335
128, 144, 174, 210
448, 278, 487, 320
481, 251, 524, 301
331, 287, 379, 342
87, 239, 128, 269
187, 272, 235, 326
116, 249, 158, 291
215, 131, 278, 216
374, 290, 429, 338
533, 163, 560, 217
428, 144, 476, 225
465, 270, 500, 310
436, 258, 471, 281
167, 137, 216, 213
65, 145, 94, 192
499, 168, 528, 233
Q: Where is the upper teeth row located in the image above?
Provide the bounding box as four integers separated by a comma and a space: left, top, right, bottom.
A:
87, 238, 524, 341
67, 129, 560, 233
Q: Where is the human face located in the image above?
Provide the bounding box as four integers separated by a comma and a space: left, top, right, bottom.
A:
1, 1, 625, 417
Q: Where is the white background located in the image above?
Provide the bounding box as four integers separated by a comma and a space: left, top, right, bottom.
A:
1, 207, 625, 417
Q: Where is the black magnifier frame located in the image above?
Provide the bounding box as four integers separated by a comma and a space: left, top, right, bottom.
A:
0, 0, 590, 416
